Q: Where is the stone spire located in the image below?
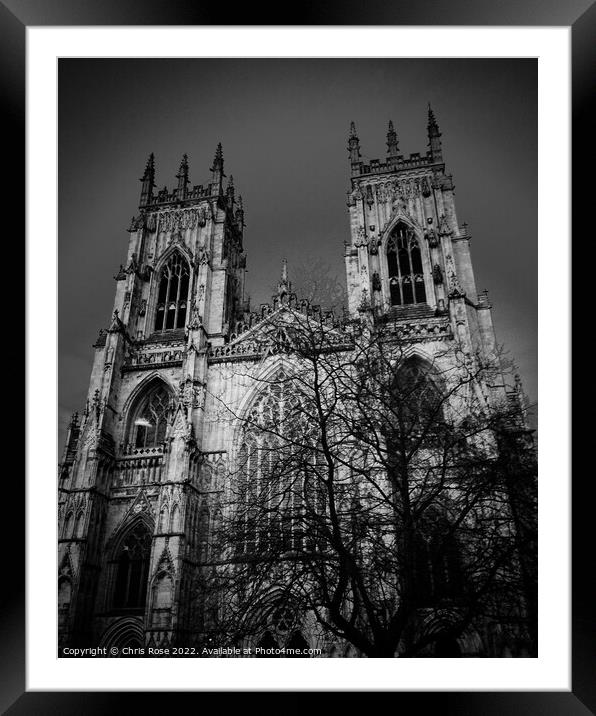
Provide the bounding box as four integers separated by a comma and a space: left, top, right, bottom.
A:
427, 103, 443, 161
278, 258, 290, 303
139, 152, 155, 206
175, 153, 190, 199
210, 142, 225, 193
386, 119, 399, 158
348, 121, 361, 165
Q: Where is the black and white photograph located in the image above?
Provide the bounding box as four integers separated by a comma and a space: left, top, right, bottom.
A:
56, 57, 538, 660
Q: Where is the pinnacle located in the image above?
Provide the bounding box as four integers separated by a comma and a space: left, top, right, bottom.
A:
142, 152, 155, 180
428, 103, 438, 126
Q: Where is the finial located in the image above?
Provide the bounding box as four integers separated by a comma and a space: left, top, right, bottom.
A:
176, 153, 190, 197
386, 119, 399, 158
140, 152, 156, 206
142, 152, 155, 180
427, 103, 440, 133
211, 142, 225, 188
348, 121, 361, 164
277, 258, 290, 302
212, 142, 224, 168
427, 103, 442, 159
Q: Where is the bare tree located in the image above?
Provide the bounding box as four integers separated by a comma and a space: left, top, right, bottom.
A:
199, 305, 537, 658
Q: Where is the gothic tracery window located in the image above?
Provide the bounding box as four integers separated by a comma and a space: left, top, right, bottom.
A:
154, 252, 190, 331
113, 522, 151, 611
392, 358, 443, 436
237, 378, 314, 556
386, 224, 427, 306
131, 383, 170, 449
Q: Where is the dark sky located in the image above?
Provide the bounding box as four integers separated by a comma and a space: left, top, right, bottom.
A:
58, 58, 537, 449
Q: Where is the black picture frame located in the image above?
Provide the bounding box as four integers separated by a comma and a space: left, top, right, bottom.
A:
9, 1, 590, 711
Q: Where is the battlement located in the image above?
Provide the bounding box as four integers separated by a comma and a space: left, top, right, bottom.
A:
137, 144, 244, 225
143, 183, 214, 209
348, 106, 444, 181
351, 152, 443, 178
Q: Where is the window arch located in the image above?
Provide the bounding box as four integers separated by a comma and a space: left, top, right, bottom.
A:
112, 522, 151, 611
129, 381, 171, 450
386, 224, 427, 306
154, 252, 190, 331
236, 377, 313, 556
392, 357, 443, 435
413, 522, 464, 607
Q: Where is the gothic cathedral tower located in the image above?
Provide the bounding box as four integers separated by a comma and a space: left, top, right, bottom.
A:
344, 107, 498, 366
58, 145, 246, 650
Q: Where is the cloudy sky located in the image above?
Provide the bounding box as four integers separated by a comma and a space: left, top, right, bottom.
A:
58, 58, 537, 449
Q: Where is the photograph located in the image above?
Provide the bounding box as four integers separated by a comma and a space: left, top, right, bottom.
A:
57, 57, 538, 660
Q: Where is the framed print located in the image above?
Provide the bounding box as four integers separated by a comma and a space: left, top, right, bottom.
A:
7, 0, 590, 711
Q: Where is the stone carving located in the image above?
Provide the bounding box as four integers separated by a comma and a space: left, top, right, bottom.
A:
445, 254, 465, 297
114, 265, 127, 281
198, 246, 210, 265
155, 207, 206, 233
438, 214, 453, 236
179, 377, 204, 409
426, 228, 438, 249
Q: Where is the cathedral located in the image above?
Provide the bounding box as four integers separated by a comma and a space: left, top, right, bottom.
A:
58, 107, 533, 657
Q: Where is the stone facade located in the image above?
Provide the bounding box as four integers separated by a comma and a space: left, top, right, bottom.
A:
58, 110, 528, 656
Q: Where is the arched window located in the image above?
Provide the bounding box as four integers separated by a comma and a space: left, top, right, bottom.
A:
130, 382, 170, 449
430, 532, 464, 600
154, 252, 190, 331
237, 378, 312, 555
113, 522, 151, 611
386, 224, 427, 306
413, 522, 464, 607
392, 358, 443, 436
